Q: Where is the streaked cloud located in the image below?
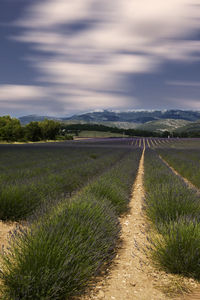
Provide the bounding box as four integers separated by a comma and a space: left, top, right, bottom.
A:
167, 81, 200, 87
0, 84, 47, 100
0, 84, 66, 116
168, 97, 200, 110
58, 90, 138, 111
8, 0, 200, 113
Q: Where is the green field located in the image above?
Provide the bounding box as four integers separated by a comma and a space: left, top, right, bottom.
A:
76, 130, 128, 138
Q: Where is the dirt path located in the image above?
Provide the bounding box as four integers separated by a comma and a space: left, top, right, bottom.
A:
176, 289, 200, 300
0, 221, 17, 298
79, 147, 170, 300
0, 221, 16, 250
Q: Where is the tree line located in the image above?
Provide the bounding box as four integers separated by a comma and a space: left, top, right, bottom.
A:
0, 116, 200, 142
62, 123, 158, 137
62, 123, 200, 138
62, 123, 169, 137
0, 116, 72, 142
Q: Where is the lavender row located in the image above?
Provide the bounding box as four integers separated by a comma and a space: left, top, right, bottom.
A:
158, 148, 200, 189
0, 145, 129, 220
0, 149, 141, 299
144, 149, 200, 279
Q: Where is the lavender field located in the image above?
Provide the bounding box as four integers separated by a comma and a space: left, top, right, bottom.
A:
1, 137, 200, 299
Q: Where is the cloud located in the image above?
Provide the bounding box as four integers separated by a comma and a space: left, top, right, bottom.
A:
10, 0, 200, 113
0, 84, 65, 116
0, 84, 47, 100
58, 89, 138, 110
167, 97, 200, 110
166, 81, 200, 87
16, 0, 93, 28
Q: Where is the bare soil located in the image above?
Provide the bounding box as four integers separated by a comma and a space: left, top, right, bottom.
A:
0, 221, 16, 250
176, 289, 200, 300
0, 220, 17, 297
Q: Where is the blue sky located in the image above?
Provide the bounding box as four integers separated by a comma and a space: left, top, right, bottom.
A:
0, 0, 200, 117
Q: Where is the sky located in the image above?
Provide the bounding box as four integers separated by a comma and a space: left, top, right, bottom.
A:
0, 0, 200, 117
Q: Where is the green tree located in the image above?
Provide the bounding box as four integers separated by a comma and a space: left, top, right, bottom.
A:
0, 116, 23, 141
25, 121, 42, 141
162, 130, 171, 138
39, 119, 61, 140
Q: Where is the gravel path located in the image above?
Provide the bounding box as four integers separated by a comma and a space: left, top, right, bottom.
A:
0, 221, 16, 250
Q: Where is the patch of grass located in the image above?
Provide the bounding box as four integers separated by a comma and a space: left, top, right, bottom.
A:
89, 154, 98, 159
156, 275, 192, 297
78, 131, 128, 138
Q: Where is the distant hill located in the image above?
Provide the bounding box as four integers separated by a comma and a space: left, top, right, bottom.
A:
64, 110, 200, 123
62, 119, 190, 132
61, 119, 139, 129
175, 120, 200, 133
19, 115, 60, 124
138, 119, 190, 132
19, 110, 200, 133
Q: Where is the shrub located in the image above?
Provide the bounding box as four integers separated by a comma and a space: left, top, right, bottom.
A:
0, 147, 128, 220
0, 185, 40, 221
144, 149, 200, 279
88, 179, 129, 215
145, 183, 200, 229
150, 219, 200, 278
0, 149, 141, 299
1, 193, 119, 300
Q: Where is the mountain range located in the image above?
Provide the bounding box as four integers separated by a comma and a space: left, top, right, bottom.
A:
18, 110, 200, 133
65, 110, 200, 123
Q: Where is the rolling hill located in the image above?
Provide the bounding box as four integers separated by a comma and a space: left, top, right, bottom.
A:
175, 120, 200, 133
138, 119, 190, 132
64, 110, 200, 123
18, 110, 200, 133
